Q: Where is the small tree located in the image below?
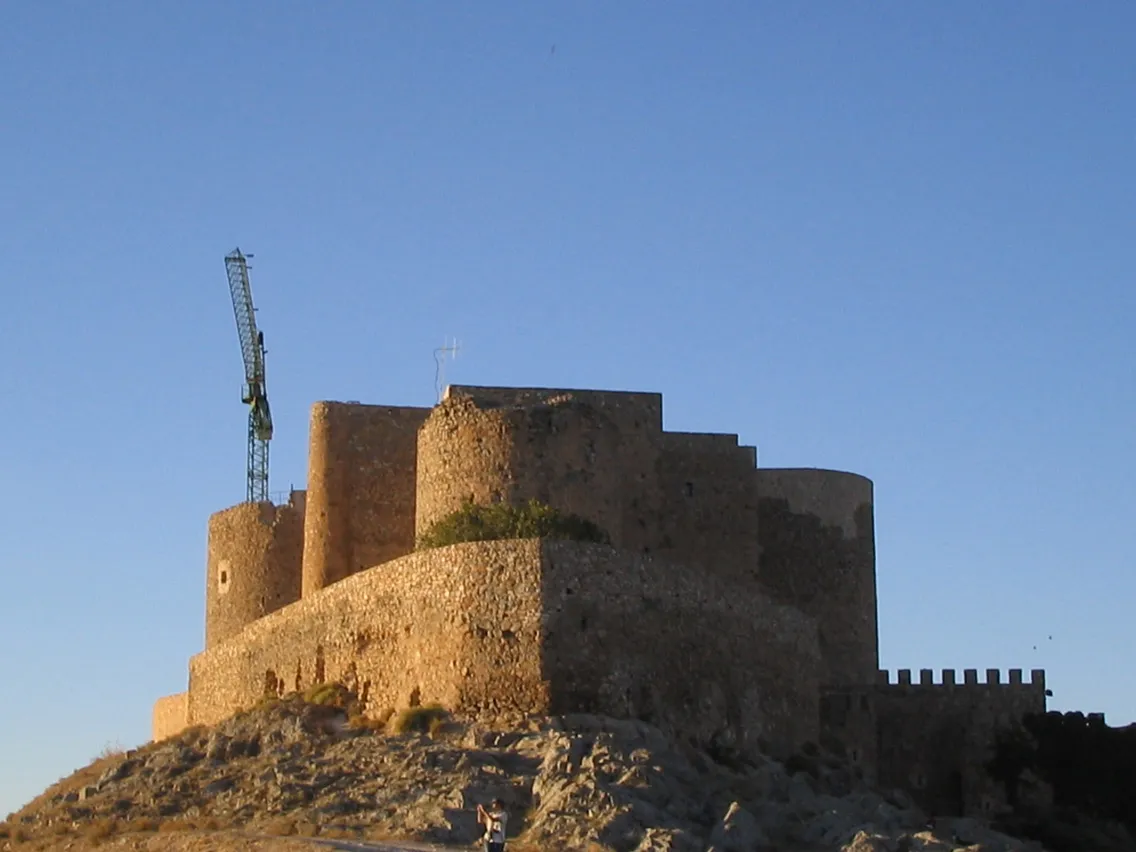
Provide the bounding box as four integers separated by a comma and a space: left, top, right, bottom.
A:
416, 498, 611, 550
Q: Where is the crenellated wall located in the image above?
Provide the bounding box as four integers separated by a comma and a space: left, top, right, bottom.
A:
872, 668, 1047, 816
755, 468, 878, 687
301, 401, 429, 597
204, 492, 306, 648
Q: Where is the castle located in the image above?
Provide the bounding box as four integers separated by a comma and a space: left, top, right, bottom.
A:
153, 384, 1046, 817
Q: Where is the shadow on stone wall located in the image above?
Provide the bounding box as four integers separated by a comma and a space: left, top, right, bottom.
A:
535, 541, 823, 763
989, 711, 1136, 850
756, 497, 876, 685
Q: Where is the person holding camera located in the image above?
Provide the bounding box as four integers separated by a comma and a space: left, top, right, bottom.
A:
476, 798, 508, 852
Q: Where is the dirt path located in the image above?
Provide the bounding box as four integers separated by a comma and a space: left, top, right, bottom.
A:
1, 829, 460, 852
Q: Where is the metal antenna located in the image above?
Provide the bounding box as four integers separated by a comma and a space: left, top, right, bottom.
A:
433, 338, 460, 402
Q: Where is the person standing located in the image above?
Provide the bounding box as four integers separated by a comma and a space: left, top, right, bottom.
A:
476, 798, 508, 852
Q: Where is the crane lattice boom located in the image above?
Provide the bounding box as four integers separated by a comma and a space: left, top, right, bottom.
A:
224, 248, 273, 503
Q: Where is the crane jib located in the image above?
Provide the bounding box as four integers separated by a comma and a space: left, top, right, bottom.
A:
225, 247, 273, 504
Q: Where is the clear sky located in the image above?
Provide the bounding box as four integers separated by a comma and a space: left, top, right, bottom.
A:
1, 1, 1133, 816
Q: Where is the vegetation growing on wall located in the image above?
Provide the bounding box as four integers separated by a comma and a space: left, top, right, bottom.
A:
416, 499, 611, 550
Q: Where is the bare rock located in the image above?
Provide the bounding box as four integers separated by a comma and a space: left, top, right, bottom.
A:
708, 801, 768, 852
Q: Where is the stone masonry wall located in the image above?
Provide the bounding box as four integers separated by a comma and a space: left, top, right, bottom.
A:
657, 432, 760, 583
183, 539, 821, 759
444, 386, 665, 552
873, 668, 1048, 817
190, 540, 549, 730
204, 492, 306, 649
539, 541, 821, 757
755, 468, 878, 687
152, 692, 189, 742
415, 396, 625, 546
301, 401, 429, 597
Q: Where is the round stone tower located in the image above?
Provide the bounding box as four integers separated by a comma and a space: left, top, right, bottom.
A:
755, 469, 877, 686
204, 491, 306, 648
415, 395, 624, 546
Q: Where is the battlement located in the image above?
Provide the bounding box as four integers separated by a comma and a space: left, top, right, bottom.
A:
876, 668, 1045, 688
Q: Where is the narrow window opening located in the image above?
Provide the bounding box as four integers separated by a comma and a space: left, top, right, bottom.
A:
683, 482, 695, 497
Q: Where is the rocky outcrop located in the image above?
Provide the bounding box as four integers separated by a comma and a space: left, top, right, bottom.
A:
4, 696, 1062, 851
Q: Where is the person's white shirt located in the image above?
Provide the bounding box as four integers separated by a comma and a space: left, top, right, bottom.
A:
486, 808, 507, 843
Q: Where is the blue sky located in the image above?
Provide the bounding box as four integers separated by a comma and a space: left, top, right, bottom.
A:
1, 1, 1133, 816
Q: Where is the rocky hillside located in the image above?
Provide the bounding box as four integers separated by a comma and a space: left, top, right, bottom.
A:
0, 689, 1090, 852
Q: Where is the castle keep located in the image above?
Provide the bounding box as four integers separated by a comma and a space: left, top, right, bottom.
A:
154, 385, 1046, 817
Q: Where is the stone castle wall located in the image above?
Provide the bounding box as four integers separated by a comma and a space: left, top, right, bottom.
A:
538, 541, 820, 756
431, 386, 763, 578
182, 539, 821, 758
755, 468, 878, 687
656, 432, 760, 583
204, 492, 306, 648
190, 540, 548, 732
152, 692, 188, 743
415, 395, 626, 545
443, 386, 666, 553
301, 402, 429, 597
873, 669, 1047, 817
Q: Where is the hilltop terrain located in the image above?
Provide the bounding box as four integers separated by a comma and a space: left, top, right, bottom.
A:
0, 688, 1120, 852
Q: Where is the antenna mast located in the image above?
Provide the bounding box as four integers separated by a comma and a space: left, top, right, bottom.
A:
224, 248, 274, 502
433, 338, 460, 402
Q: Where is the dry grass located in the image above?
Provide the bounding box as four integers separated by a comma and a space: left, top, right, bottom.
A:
80, 818, 119, 841
0, 824, 28, 845
262, 818, 297, 836
510, 843, 614, 852
294, 821, 319, 837
93, 742, 127, 762
123, 817, 159, 833
157, 818, 194, 833
348, 705, 393, 732
319, 826, 358, 839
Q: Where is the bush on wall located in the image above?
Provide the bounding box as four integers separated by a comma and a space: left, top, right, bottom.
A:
416, 498, 611, 550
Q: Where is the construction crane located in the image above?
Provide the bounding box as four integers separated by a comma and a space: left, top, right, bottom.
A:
224, 248, 273, 503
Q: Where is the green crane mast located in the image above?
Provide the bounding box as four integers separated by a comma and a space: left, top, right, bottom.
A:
224, 248, 273, 503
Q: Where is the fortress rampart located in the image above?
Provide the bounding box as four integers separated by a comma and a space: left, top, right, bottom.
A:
151, 693, 188, 743
158, 382, 1046, 819
871, 668, 1047, 816
301, 402, 428, 597
205, 492, 306, 648
444, 387, 667, 552
755, 468, 877, 687
187, 539, 820, 757
415, 395, 626, 546
656, 432, 759, 582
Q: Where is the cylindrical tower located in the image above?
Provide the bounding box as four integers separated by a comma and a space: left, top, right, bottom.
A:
205, 492, 306, 648
415, 395, 624, 545
755, 468, 877, 686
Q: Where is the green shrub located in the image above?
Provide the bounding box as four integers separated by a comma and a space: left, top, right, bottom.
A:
302, 682, 352, 708
417, 499, 610, 550
390, 704, 448, 735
